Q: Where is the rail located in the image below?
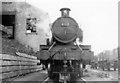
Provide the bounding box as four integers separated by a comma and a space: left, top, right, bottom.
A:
42, 77, 87, 83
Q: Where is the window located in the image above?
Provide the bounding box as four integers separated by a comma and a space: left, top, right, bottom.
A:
1, 15, 15, 39
26, 17, 37, 34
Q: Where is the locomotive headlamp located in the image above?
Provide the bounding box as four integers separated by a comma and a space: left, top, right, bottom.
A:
60, 8, 71, 17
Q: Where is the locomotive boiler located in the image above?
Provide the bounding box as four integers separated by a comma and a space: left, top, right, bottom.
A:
37, 8, 93, 82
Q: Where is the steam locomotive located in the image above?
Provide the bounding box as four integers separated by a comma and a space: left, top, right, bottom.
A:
37, 8, 94, 82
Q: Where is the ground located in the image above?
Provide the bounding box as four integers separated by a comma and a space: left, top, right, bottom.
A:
6, 65, 119, 83
83, 65, 118, 81
7, 70, 48, 82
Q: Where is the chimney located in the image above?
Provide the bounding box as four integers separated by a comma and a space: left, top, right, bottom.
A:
60, 8, 71, 17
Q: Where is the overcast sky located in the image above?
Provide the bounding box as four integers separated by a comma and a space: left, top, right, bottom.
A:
23, 0, 118, 55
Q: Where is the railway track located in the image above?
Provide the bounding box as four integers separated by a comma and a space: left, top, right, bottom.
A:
42, 77, 87, 83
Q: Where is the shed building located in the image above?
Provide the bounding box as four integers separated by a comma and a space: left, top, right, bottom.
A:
1, 1, 51, 52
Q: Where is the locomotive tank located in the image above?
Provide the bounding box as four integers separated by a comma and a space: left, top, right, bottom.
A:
37, 8, 93, 82
52, 8, 81, 43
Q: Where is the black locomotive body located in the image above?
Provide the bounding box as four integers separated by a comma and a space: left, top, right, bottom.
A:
37, 8, 93, 82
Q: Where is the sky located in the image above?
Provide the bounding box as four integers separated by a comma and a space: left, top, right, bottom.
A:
18, 0, 118, 55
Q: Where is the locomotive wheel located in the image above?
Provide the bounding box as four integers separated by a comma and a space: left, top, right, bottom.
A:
102, 68, 104, 71
108, 68, 110, 71
83, 64, 86, 69
53, 73, 59, 80
79, 69, 83, 77
114, 68, 116, 71
70, 73, 78, 81
48, 71, 59, 80
48, 69, 53, 78
42, 65, 46, 70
